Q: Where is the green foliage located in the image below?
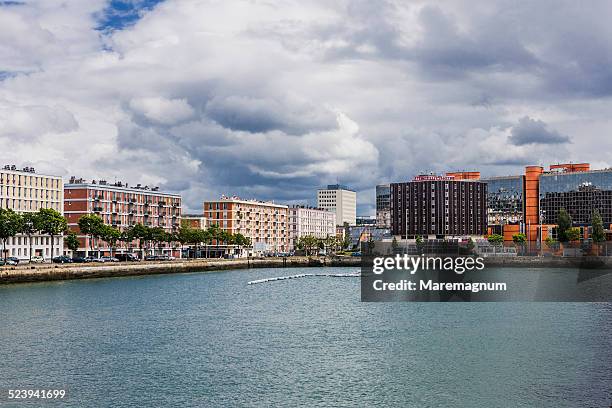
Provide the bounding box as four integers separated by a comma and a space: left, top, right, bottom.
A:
512, 233, 527, 244
487, 234, 504, 245
297, 235, 319, 256
544, 236, 558, 249
466, 237, 475, 250
557, 208, 572, 242
36, 208, 67, 258
565, 227, 581, 242
0, 208, 23, 261
391, 237, 399, 251
591, 209, 606, 243
65, 232, 80, 253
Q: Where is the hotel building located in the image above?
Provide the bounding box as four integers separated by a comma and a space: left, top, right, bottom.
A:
64, 178, 182, 257
317, 184, 357, 226
0, 165, 64, 260
376, 184, 391, 228
288, 205, 336, 250
203, 196, 289, 254
390, 174, 487, 238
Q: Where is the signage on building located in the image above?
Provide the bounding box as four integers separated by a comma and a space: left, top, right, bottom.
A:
413, 175, 455, 181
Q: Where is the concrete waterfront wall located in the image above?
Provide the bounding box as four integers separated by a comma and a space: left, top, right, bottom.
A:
483, 256, 612, 269
0, 257, 362, 285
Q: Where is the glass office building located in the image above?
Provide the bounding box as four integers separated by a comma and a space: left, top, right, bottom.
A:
482, 176, 524, 225
539, 170, 612, 226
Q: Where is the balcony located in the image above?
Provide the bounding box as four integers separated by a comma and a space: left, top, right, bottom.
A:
158, 200, 166, 206
93, 206, 103, 212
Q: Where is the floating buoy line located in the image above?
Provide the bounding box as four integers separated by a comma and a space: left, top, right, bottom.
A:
248, 272, 360, 285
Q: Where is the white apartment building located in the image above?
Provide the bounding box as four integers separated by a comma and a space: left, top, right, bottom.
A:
317, 184, 357, 226
0, 165, 64, 260
288, 206, 336, 250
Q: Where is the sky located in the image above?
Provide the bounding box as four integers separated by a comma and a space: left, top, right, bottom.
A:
1, 0, 612, 215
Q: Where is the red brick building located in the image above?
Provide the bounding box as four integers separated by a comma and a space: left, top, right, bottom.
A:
64, 178, 182, 257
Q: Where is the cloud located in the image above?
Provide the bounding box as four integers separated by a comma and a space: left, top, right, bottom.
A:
0, 0, 611, 214
129, 96, 194, 125
509, 116, 571, 146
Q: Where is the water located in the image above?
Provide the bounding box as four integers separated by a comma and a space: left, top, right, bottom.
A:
0, 267, 610, 407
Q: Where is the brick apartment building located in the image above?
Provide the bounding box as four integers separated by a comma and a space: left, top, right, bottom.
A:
64, 178, 182, 257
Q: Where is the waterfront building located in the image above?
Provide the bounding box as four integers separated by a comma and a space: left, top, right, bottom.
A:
64, 178, 182, 257
375, 184, 391, 228
481, 175, 524, 226
317, 184, 357, 226
390, 174, 487, 238
203, 196, 288, 254
288, 205, 336, 250
539, 165, 612, 227
0, 165, 64, 260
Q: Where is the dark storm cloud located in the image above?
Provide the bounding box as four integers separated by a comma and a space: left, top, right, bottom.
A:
204, 95, 336, 135
509, 117, 571, 146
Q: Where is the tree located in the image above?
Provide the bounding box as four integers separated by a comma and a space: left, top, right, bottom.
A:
591, 209, 605, 243
37, 208, 67, 259
487, 234, 504, 245
557, 208, 572, 242
150, 227, 168, 256
544, 236, 558, 250
65, 232, 80, 255
0, 209, 23, 262
78, 214, 105, 256
297, 235, 319, 256
565, 227, 581, 242
512, 233, 527, 244
391, 237, 399, 253
129, 223, 152, 259
21, 212, 41, 262
101, 225, 121, 257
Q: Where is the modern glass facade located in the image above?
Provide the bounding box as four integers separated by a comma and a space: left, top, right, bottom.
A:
375, 184, 390, 227
482, 176, 524, 225
539, 170, 612, 226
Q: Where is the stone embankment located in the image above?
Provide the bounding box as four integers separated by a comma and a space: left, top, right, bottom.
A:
0, 256, 361, 285
483, 255, 612, 269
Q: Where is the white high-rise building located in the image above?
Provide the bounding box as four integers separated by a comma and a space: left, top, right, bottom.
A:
317, 184, 357, 226
0, 165, 64, 261
288, 205, 336, 250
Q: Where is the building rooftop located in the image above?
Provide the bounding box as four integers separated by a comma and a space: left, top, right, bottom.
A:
65, 176, 180, 197
1, 164, 62, 178
320, 184, 355, 191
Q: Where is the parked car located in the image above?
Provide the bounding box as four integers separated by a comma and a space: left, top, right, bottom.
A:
52, 256, 73, 264
351, 252, 362, 257
115, 253, 140, 262
71, 256, 88, 263
0, 258, 18, 266
30, 255, 45, 264
84, 256, 98, 263
7, 257, 21, 265
99, 256, 119, 263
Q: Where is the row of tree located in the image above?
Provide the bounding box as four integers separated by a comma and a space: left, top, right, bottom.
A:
295, 235, 347, 256
0, 208, 67, 262
76, 215, 252, 258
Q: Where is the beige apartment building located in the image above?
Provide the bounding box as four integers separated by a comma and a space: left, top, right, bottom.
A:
203, 196, 289, 254
0, 165, 64, 260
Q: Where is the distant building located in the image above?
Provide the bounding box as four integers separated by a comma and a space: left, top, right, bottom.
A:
317, 184, 357, 226
375, 184, 391, 228
182, 214, 207, 230
481, 175, 524, 226
390, 175, 487, 238
0, 165, 64, 260
203, 196, 288, 254
64, 178, 182, 257
288, 205, 336, 250
356, 215, 377, 226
